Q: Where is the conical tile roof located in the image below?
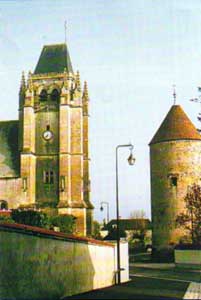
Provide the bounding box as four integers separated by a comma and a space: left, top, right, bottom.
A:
149, 105, 201, 145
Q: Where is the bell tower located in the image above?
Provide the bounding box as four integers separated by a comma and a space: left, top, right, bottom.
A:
18, 43, 94, 235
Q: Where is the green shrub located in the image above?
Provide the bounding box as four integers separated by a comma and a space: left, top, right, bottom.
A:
48, 215, 76, 234
0, 215, 14, 224
129, 240, 146, 253
11, 210, 49, 228
92, 220, 102, 240
152, 246, 175, 262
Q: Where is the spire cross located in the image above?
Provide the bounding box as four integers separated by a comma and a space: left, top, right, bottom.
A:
173, 85, 176, 105
64, 20, 67, 43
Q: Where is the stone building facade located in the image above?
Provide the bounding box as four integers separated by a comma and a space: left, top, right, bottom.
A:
149, 105, 201, 249
0, 43, 94, 236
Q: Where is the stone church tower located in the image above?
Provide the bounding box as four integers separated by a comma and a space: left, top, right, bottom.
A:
149, 104, 201, 250
0, 43, 94, 236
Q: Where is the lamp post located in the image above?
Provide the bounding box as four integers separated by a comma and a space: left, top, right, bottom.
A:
116, 143, 135, 285
100, 201, 110, 224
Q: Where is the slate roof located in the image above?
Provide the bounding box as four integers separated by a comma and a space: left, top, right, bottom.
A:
34, 43, 73, 74
103, 218, 151, 231
150, 105, 201, 145
0, 121, 20, 177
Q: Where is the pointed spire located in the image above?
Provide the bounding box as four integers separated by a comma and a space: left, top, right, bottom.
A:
83, 81, 89, 101
76, 70, 81, 91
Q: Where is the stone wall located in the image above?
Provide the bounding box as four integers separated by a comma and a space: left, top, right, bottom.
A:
0, 178, 22, 209
0, 223, 129, 299
150, 140, 201, 249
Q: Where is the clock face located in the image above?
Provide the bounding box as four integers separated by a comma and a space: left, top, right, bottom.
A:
43, 130, 53, 141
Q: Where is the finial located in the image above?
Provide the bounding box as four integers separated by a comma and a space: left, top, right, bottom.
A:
83, 81, 89, 100
173, 84, 176, 105
76, 70, 81, 91
64, 20, 67, 43
20, 71, 26, 89
27, 71, 33, 90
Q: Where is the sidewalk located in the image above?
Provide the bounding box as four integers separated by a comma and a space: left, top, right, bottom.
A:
63, 276, 188, 299
183, 282, 201, 299
130, 263, 175, 269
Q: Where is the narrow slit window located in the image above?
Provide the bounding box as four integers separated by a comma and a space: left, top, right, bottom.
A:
50, 171, 54, 184
45, 171, 49, 184
60, 176, 65, 191
22, 177, 27, 191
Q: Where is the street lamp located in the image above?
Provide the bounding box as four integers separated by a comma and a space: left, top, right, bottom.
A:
100, 201, 110, 224
116, 143, 135, 285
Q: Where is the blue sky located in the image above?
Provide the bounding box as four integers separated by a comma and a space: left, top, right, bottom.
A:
0, 0, 201, 222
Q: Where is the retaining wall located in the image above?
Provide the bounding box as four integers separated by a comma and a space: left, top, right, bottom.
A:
0, 223, 129, 299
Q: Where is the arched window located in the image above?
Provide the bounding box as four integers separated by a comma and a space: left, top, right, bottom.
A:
51, 89, 60, 102
40, 89, 48, 101
0, 200, 8, 210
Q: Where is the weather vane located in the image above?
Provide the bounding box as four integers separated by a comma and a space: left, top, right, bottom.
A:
173, 85, 176, 105
64, 20, 67, 43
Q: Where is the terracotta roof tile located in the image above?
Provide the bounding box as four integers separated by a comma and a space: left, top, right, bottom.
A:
150, 105, 201, 145
0, 223, 114, 247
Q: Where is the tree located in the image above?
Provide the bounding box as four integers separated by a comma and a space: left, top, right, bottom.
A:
176, 183, 201, 245
130, 210, 147, 240
48, 215, 76, 234
92, 220, 102, 240
128, 209, 150, 252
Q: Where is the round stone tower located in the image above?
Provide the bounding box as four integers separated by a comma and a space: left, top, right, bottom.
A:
149, 105, 201, 250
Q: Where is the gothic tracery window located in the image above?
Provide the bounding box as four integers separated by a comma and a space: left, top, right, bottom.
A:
51, 89, 60, 102
40, 89, 48, 101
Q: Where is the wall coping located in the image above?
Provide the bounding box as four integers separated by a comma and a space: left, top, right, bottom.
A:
0, 223, 114, 247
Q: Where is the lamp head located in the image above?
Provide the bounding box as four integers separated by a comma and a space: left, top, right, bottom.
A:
127, 153, 135, 165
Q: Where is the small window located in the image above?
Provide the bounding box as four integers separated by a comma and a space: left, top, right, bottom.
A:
43, 170, 54, 184
171, 177, 177, 187
51, 89, 60, 102
40, 89, 47, 101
